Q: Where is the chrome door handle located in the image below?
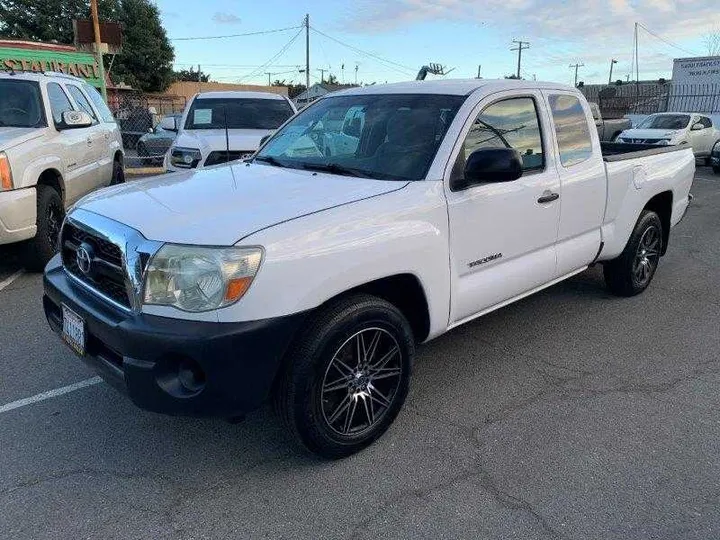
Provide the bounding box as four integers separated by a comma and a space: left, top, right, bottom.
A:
537, 191, 560, 204
86, 137, 93, 146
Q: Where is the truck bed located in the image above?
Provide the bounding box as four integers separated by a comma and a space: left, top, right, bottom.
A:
600, 142, 688, 162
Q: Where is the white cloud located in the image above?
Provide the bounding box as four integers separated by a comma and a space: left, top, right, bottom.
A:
212, 12, 242, 25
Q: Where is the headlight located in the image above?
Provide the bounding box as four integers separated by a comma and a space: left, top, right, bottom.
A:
170, 147, 202, 168
144, 245, 263, 312
0, 152, 13, 190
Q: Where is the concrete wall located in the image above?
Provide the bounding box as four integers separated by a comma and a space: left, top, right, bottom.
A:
167, 81, 288, 101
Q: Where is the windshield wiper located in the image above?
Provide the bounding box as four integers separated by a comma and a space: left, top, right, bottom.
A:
253, 155, 286, 167
298, 162, 365, 178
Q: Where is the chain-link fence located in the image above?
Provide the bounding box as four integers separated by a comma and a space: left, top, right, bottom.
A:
109, 90, 186, 167
580, 83, 720, 119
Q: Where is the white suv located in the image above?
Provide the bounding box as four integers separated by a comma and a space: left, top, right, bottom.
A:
0, 71, 124, 270
163, 91, 296, 171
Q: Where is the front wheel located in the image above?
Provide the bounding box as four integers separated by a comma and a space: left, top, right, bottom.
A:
275, 294, 414, 459
23, 185, 64, 272
110, 160, 125, 185
603, 210, 663, 296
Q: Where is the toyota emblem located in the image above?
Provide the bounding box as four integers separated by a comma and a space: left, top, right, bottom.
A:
76, 244, 93, 275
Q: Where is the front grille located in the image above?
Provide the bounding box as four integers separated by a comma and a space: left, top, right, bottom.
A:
204, 150, 254, 167
624, 138, 664, 144
61, 222, 131, 309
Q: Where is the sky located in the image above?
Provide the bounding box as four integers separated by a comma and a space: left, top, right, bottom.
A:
156, 0, 719, 87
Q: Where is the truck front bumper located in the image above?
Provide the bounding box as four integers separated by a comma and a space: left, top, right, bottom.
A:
43, 256, 306, 418
0, 187, 36, 245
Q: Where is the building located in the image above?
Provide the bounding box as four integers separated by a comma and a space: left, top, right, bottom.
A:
294, 83, 359, 106
0, 39, 103, 88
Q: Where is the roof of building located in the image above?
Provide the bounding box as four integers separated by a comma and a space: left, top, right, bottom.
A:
332, 79, 577, 97
194, 90, 287, 100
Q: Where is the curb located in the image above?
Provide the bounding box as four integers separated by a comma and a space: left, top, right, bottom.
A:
125, 167, 166, 176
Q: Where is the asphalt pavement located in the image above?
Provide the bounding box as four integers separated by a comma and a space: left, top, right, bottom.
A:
1, 169, 719, 540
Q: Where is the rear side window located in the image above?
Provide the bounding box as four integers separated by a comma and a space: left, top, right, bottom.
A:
46, 83, 74, 125
66, 85, 97, 121
83, 84, 116, 123
548, 94, 593, 167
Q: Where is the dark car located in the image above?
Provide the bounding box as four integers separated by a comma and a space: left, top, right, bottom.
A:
136, 114, 182, 164
711, 140, 720, 174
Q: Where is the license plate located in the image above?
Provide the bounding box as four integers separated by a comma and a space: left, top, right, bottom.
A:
62, 304, 86, 356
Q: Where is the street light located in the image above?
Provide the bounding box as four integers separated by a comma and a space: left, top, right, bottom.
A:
608, 58, 618, 85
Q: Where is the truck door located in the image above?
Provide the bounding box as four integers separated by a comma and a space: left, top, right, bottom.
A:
444, 90, 561, 323
45, 82, 97, 205
542, 91, 606, 276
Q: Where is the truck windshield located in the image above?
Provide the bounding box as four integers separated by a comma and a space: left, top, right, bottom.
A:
638, 114, 690, 130
254, 93, 465, 181
184, 98, 294, 130
0, 79, 46, 128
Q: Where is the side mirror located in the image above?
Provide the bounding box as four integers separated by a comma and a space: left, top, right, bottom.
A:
159, 116, 178, 132
691, 122, 704, 131
57, 110, 93, 130
454, 148, 523, 190
147, 127, 154, 133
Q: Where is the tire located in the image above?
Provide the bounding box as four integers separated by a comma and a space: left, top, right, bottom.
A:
704, 157, 711, 167
275, 294, 414, 459
23, 185, 64, 272
713, 165, 720, 175
110, 159, 125, 185
603, 210, 663, 297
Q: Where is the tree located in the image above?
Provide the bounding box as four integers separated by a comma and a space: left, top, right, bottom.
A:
0, 0, 121, 43
175, 67, 210, 83
272, 79, 306, 99
110, 0, 175, 92
504, 74, 522, 79
704, 28, 720, 56
0, 0, 175, 93
325, 73, 339, 85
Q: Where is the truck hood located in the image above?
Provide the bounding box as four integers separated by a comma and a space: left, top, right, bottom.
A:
619, 128, 683, 139
76, 162, 408, 245
0, 127, 44, 151
173, 129, 273, 156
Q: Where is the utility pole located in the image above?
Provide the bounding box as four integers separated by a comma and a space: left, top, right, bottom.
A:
197, 64, 202, 92
354, 63, 359, 85
634, 22, 639, 83
317, 68, 326, 83
510, 40, 530, 79
266, 72, 273, 86
90, 0, 107, 100
569, 62, 584, 86
477, 65, 481, 78
608, 58, 617, 85
304, 14, 310, 97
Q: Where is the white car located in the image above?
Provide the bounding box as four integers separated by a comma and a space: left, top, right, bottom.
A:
617, 112, 720, 161
0, 71, 124, 270
44, 80, 694, 458
163, 91, 296, 171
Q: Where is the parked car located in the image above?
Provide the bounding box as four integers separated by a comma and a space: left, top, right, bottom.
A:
0, 71, 124, 271
136, 113, 181, 165
43, 79, 694, 458
164, 91, 296, 171
711, 140, 720, 174
589, 102, 631, 141
617, 112, 720, 162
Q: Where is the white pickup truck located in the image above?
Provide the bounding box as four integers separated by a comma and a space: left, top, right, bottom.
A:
43, 80, 694, 458
0, 71, 124, 270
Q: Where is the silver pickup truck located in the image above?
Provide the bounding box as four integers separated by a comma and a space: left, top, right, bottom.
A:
590, 102, 632, 141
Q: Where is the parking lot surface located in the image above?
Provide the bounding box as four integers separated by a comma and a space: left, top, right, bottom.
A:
1, 169, 719, 540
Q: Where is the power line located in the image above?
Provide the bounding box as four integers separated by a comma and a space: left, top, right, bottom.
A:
637, 23, 699, 56
309, 26, 415, 76
171, 26, 301, 42
237, 28, 304, 82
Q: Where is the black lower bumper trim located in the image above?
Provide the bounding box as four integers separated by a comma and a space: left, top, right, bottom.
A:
43, 255, 306, 417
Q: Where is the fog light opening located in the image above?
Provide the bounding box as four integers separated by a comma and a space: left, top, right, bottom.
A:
178, 358, 206, 393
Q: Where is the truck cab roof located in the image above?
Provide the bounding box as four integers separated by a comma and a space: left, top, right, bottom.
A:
332, 78, 579, 97
0, 70, 87, 85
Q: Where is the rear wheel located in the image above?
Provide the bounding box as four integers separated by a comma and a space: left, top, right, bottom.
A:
110, 159, 125, 185
24, 185, 64, 272
603, 210, 663, 296
275, 294, 414, 459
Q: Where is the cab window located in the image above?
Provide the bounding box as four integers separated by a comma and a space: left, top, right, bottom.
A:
46, 83, 75, 125
548, 94, 593, 167
66, 85, 97, 122
459, 97, 545, 173
83, 83, 117, 123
